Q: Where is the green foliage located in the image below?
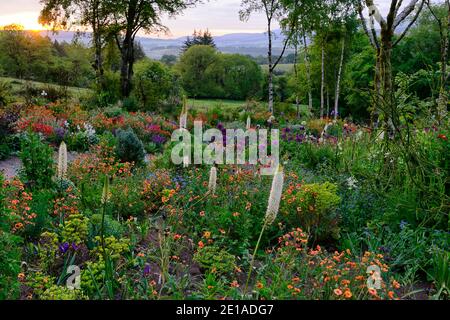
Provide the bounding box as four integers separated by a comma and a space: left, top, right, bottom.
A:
0, 80, 12, 106
19, 132, 55, 190
194, 246, 236, 275
176, 45, 263, 100
133, 59, 183, 111
39, 285, 87, 300
61, 213, 89, 244
0, 26, 93, 87
281, 182, 341, 242
115, 128, 145, 164
0, 230, 22, 299
89, 213, 125, 239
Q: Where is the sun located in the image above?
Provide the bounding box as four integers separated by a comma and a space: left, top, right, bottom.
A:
0, 11, 51, 31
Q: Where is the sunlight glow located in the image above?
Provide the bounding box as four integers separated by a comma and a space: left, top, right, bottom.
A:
0, 12, 51, 31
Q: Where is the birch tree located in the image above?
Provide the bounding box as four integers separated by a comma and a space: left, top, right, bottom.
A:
358, 0, 425, 127
425, 0, 449, 123
240, 0, 292, 114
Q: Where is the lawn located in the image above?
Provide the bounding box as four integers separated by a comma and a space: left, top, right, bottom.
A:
0, 76, 91, 101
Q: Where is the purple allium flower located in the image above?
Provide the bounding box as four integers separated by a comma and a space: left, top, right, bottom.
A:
54, 127, 66, 140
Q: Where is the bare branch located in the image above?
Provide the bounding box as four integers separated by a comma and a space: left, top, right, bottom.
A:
394, 0, 422, 28
394, 0, 425, 46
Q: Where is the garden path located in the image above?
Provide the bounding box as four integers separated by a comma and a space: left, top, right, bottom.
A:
0, 152, 79, 180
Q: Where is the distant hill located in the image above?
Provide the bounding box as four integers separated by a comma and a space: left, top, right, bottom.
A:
38, 23, 409, 60
39, 30, 294, 59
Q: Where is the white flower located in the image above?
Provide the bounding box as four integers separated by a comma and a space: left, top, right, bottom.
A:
265, 165, 284, 225
208, 166, 217, 195
41, 90, 47, 97
57, 141, 68, 180
347, 176, 358, 190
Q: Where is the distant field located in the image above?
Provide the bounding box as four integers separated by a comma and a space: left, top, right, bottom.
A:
0, 77, 91, 100
261, 63, 294, 74
187, 99, 248, 112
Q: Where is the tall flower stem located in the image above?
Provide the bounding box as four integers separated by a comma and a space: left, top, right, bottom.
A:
244, 221, 267, 296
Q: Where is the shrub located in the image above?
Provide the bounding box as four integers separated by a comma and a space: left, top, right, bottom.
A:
0, 80, 12, 107
0, 231, 22, 299
61, 213, 89, 245
255, 230, 400, 300
0, 173, 22, 299
116, 128, 145, 164
19, 132, 55, 189
194, 246, 236, 275
280, 182, 341, 242
133, 59, 182, 111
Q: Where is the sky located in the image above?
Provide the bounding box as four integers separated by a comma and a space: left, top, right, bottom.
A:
0, 0, 402, 38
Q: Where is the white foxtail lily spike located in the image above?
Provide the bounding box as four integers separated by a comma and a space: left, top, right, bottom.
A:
246, 116, 251, 130
179, 99, 188, 129
101, 176, 111, 205
208, 166, 217, 195
264, 165, 284, 225
57, 141, 68, 180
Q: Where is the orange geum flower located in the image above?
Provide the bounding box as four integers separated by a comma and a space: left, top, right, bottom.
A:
341, 280, 350, 286
256, 282, 264, 289
344, 290, 352, 299
203, 231, 211, 239
368, 288, 377, 296
173, 234, 182, 241
392, 280, 401, 289
334, 288, 343, 296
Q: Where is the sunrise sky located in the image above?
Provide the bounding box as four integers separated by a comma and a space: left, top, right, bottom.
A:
0, 0, 401, 38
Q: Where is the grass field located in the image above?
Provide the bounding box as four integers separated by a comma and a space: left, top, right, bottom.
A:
0, 76, 91, 100
261, 63, 294, 74
187, 98, 248, 112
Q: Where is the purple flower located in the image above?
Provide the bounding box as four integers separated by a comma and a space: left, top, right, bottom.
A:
71, 243, 79, 251
59, 242, 70, 254
54, 127, 66, 140
143, 264, 151, 277
296, 134, 304, 143
152, 135, 167, 145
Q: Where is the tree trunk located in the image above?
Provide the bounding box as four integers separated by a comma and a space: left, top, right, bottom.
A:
120, 35, 134, 98
303, 33, 313, 113
379, 26, 395, 137
92, 1, 104, 90
119, 0, 138, 98
437, 0, 450, 123
326, 88, 330, 118
320, 40, 325, 119
293, 43, 300, 118
267, 19, 274, 114
334, 38, 345, 120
